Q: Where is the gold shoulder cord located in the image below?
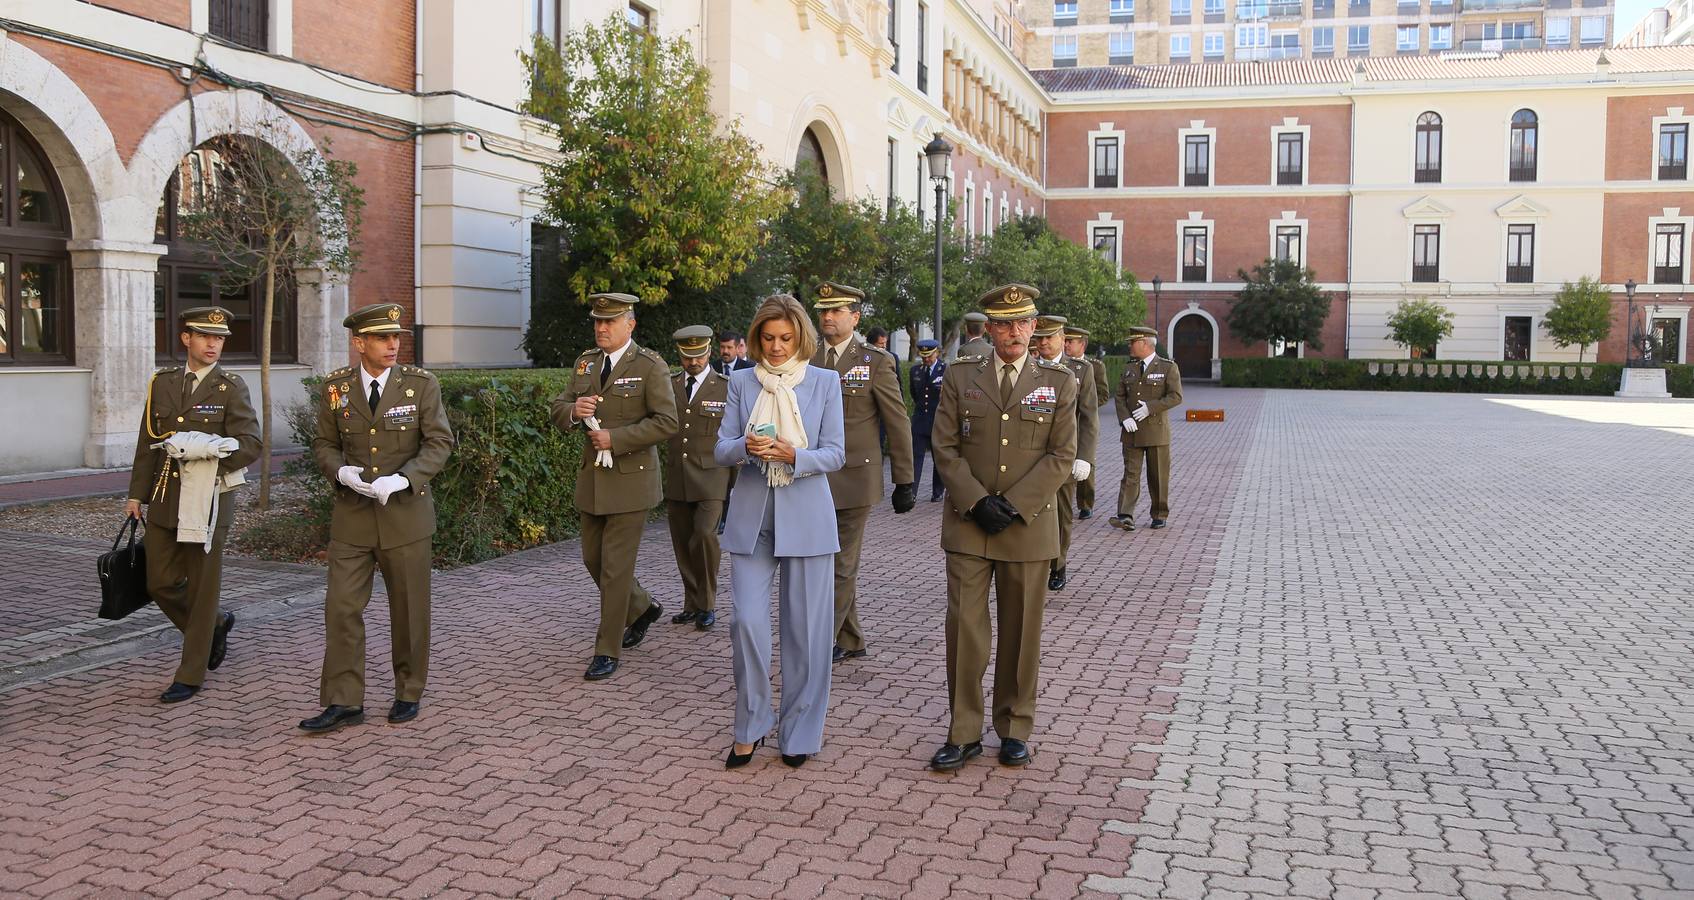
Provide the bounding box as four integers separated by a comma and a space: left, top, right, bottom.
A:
144, 372, 178, 504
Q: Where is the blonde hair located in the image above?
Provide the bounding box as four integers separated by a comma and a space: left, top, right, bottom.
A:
746, 294, 819, 365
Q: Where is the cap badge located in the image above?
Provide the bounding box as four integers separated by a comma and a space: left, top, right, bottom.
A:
207, 310, 226, 325
818, 284, 834, 298
1005, 289, 1023, 304
387, 307, 401, 321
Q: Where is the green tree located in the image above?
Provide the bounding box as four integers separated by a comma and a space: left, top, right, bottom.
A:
1385, 298, 1455, 359
1225, 258, 1332, 352
960, 216, 1145, 350
862, 200, 970, 358
179, 130, 364, 510
1542, 276, 1613, 362
521, 15, 780, 363
760, 167, 883, 298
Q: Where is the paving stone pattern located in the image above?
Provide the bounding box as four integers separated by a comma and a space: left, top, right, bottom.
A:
1087, 390, 1694, 900
0, 385, 1257, 898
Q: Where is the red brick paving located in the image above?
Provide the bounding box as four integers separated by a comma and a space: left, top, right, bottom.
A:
0, 387, 1261, 898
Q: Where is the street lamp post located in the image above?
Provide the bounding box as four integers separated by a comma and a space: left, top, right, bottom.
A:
924, 134, 953, 349
1625, 278, 1637, 367
1151, 275, 1163, 351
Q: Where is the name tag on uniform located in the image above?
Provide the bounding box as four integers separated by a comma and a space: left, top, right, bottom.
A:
844, 365, 871, 384
385, 404, 417, 417
191, 404, 224, 415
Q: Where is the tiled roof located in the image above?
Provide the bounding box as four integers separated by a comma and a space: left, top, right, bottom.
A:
1033, 47, 1694, 94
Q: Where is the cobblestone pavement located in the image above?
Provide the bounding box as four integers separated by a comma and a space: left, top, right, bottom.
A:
2, 386, 1691, 898
1087, 390, 1694, 900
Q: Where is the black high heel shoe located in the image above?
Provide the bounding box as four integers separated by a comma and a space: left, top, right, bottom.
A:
781, 753, 809, 768
726, 737, 765, 769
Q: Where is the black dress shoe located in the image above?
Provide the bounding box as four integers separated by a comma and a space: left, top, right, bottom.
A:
584, 655, 619, 680
998, 738, 1033, 766
299, 705, 364, 733
159, 682, 199, 704
1078, 507, 1093, 520
207, 611, 235, 671
929, 493, 943, 502
387, 700, 420, 723
1048, 567, 1068, 591
1110, 516, 1137, 532
622, 601, 664, 649
832, 645, 868, 663
929, 741, 983, 772
726, 736, 765, 769
696, 610, 716, 630
782, 753, 809, 768
671, 609, 699, 625
1150, 519, 1168, 529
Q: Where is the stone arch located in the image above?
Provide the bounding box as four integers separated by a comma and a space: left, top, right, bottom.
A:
1168, 304, 1220, 381
131, 89, 348, 373
786, 97, 850, 196
0, 36, 126, 242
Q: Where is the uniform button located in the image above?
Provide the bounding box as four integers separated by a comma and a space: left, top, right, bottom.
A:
1001, 413, 1009, 421
1038, 416, 1046, 423
863, 458, 871, 464
999, 465, 1007, 472
682, 437, 688, 443
1001, 438, 1008, 446
684, 422, 690, 429
371, 447, 379, 453
176, 416, 184, 423
639, 465, 645, 470
682, 452, 688, 459
370, 428, 376, 434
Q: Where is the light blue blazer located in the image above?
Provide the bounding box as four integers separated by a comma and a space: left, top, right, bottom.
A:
714, 365, 846, 558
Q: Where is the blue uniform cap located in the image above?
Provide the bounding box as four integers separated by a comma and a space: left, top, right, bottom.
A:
917, 339, 940, 350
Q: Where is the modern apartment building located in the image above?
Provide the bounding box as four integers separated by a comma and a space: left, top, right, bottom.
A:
1021, 0, 1614, 67
1618, 0, 1694, 48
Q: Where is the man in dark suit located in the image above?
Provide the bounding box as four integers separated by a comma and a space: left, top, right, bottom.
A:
909, 338, 947, 502
713, 331, 754, 376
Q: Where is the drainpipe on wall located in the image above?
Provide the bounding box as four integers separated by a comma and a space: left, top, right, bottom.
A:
1344, 89, 1356, 360
412, 0, 425, 365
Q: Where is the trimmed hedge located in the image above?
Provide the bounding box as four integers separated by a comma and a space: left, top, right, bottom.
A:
288, 369, 599, 568
1221, 357, 1694, 398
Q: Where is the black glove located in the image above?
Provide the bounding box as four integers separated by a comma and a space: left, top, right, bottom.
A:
969, 495, 1018, 535
891, 483, 916, 514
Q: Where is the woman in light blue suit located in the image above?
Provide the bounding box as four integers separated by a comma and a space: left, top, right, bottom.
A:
714, 294, 845, 769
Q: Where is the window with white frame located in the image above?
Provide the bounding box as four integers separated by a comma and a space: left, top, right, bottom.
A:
1545, 17, 1569, 45
1275, 224, 1303, 264
1276, 131, 1305, 185
1579, 15, 1604, 44
626, 2, 652, 32
1092, 225, 1120, 267
1313, 26, 1335, 52
1181, 226, 1209, 281
1397, 26, 1418, 50
1429, 23, 1452, 49
1412, 224, 1440, 282
1054, 0, 1079, 22
964, 184, 975, 238
1204, 32, 1225, 56
1184, 133, 1211, 186
983, 190, 995, 236
1237, 23, 1269, 52
1171, 33, 1193, 57
1053, 34, 1079, 63
1205, 0, 1225, 13
1094, 136, 1120, 188
1505, 224, 1534, 283
1655, 222, 1685, 284
1110, 0, 1134, 18
1000, 196, 1009, 225
1347, 24, 1369, 51
1172, 0, 1192, 14
1660, 122, 1689, 180
1110, 31, 1135, 63
1270, 30, 1299, 57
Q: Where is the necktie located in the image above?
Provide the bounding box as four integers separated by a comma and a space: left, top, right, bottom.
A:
685, 374, 697, 403
182, 370, 197, 403
368, 378, 381, 414
600, 354, 611, 389
1000, 363, 1016, 406
827, 347, 838, 368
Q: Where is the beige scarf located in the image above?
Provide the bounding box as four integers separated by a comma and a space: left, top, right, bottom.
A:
748, 354, 810, 487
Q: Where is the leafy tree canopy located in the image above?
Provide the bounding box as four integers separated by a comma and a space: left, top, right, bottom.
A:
1225, 258, 1332, 351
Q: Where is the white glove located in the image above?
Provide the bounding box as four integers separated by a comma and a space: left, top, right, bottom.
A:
1122, 418, 1139, 434
1132, 400, 1150, 421
369, 473, 410, 506
584, 415, 615, 468
1071, 459, 1092, 482
337, 465, 376, 497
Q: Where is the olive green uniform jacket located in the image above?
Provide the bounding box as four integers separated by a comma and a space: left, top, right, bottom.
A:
550, 343, 679, 516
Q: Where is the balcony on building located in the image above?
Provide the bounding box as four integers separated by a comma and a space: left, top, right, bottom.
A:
1268, 41, 1303, 57
1459, 0, 1543, 11
1458, 36, 1543, 49
1238, 2, 1270, 19
1269, 1, 1305, 18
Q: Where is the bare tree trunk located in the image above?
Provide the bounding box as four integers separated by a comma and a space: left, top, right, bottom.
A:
905, 322, 919, 362
259, 257, 275, 511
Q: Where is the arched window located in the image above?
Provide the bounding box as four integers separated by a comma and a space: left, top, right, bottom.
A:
1509, 109, 1538, 183
0, 109, 73, 364
796, 127, 829, 184
154, 140, 296, 364
1415, 112, 1442, 184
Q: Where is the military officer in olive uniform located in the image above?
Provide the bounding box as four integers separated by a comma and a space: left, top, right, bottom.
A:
1065, 325, 1109, 520
909, 338, 946, 502
301, 303, 455, 733
1113, 325, 1184, 531
1031, 315, 1098, 591
928, 284, 1078, 772
955, 311, 992, 361
124, 306, 261, 704
551, 293, 680, 681
811, 281, 916, 664
664, 325, 732, 631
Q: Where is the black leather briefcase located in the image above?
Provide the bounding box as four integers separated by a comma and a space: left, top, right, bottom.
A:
97, 517, 153, 620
